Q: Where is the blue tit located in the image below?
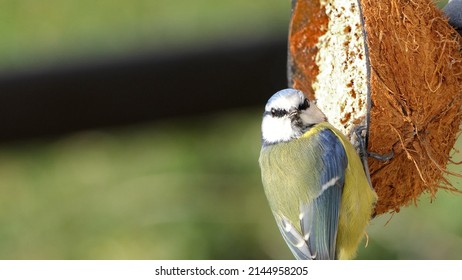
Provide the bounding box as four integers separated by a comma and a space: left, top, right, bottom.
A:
444, 0, 462, 35
258, 88, 377, 260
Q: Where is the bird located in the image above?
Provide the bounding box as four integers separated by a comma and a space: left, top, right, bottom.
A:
258, 88, 377, 260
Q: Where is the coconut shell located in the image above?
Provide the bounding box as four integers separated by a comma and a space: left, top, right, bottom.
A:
288, 0, 462, 215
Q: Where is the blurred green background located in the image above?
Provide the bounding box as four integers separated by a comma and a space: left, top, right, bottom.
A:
0, 0, 289, 73
0, 0, 461, 259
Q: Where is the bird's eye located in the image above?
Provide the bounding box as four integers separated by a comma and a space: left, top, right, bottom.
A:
299, 99, 310, 110
270, 108, 287, 118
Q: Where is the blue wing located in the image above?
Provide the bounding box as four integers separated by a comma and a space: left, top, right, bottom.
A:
304, 129, 347, 259
278, 128, 347, 260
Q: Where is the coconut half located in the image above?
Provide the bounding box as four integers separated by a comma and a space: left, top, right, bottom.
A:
288, 0, 462, 215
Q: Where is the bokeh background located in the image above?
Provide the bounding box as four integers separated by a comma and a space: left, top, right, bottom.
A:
0, 0, 461, 259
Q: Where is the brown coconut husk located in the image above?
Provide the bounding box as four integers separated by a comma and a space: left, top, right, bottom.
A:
288, 0, 462, 215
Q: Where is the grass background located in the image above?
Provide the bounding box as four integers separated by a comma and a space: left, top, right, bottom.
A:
0, 0, 289, 73
0, 0, 460, 259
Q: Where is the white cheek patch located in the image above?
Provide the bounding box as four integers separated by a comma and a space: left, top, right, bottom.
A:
261, 116, 295, 144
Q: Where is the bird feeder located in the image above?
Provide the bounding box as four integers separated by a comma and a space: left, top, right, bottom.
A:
288, 0, 462, 215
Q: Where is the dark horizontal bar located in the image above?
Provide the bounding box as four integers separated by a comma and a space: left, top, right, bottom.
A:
0, 37, 288, 142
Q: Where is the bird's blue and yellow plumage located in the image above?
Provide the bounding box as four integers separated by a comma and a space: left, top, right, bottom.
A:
259, 89, 376, 260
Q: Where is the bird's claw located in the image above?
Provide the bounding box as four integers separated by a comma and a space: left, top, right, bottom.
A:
353, 125, 394, 162
368, 150, 394, 161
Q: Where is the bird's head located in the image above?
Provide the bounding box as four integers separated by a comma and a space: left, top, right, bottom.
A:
261, 89, 326, 146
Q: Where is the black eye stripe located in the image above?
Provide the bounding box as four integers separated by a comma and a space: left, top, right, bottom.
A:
266, 99, 308, 118
298, 99, 309, 110
270, 108, 288, 118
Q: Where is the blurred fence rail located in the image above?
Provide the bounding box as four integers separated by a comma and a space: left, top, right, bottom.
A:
0, 38, 287, 142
